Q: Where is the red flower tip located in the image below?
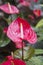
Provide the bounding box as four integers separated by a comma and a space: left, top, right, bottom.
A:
0, 3, 19, 14
33, 9, 41, 17
3, 27, 8, 34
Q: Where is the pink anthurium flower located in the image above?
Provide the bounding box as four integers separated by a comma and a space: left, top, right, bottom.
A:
1, 56, 26, 65
33, 9, 41, 17
0, 3, 19, 14
19, 1, 30, 7
7, 17, 37, 48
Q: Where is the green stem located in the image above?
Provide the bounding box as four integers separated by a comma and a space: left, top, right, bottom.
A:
22, 41, 24, 60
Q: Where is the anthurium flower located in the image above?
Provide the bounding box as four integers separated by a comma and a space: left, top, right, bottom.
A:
0, 3, 19, 14
1, 56, 26, 65
33, 9, 41, 17
7, 17, 37, 48
19, 1, 30, 7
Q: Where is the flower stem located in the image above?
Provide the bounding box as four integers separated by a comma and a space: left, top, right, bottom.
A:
22, 41, 24, 60
11, 15, 13, 22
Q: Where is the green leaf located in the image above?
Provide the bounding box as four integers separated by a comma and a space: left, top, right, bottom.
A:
34, 27, 43, 42
35, 49, 43, 55
28, 47, 35, 59
0, 55, 6, 64
0, 26, 10, 47
26, 56, 43, 65
14, 46, 35, 60
8, 14, 17, 23
36, 19, 43, 28
39, 4, 43, 7
38, 37, 43, 42
3, 14, 17, 25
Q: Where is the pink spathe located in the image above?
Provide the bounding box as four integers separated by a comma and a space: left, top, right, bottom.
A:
20, 1, 30, 6
0, 3, 19, 14
7, 17, 37, 48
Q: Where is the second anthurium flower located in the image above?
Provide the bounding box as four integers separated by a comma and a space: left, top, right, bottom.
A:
19, 0, 30, 7
1, 56, 26, 65
0, 3, 19, 14
33, 9, 41, 17
6, 17, 37, 48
